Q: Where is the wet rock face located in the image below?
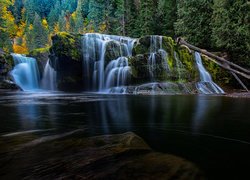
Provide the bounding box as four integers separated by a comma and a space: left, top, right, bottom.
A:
0, 50, 13, 78
0, 131, 204, 179
130, 35, 197, 85
29, 47, 50, 78
49, 32, 83, 91
0, 50, 18, 89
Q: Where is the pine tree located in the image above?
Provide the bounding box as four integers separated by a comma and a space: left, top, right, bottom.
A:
0, 0, 16, 51
156, 0, 176, 36
26, 13, 49, 50
175, 0, 213, 48
48, 0, 61, 28
137, 0, 155, 36
75, 0, 84, 33
58, 10, 67, 31
124, 0, 139, 37
211, 0, 250, 67
88, 0, 105, 31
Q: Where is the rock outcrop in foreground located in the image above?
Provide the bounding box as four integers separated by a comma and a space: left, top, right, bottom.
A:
0, 131, 204, 179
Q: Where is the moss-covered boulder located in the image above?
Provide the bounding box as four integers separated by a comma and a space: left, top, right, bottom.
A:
104, 40, 123, 65
0, 49, 18, 89
49, 32, 83, 91
129, 52, 169, 84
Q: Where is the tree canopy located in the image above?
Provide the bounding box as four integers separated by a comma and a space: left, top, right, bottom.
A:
0, 0, 249, 67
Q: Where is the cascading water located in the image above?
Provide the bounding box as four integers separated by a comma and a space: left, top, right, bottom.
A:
194, 52, 224, 94
148, 36, 162, 80
82, 33, 136, 91
105, 57, 131, 88
10, 53, 40, 91
41, 60, 57, 91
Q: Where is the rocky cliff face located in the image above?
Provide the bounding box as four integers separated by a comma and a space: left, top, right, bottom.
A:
0, 49, 19, 89
49, 32, 83, 91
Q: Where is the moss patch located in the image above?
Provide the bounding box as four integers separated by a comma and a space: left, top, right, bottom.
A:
50, 32, 82, 62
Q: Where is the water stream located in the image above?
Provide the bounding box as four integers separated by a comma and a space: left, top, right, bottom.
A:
10, 54, 40, 91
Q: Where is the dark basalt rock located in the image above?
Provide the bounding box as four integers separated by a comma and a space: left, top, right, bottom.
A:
0, 50, 18, 89
49, 32, 83, 91
0, 131, 204, 180
29, 47, 50, 78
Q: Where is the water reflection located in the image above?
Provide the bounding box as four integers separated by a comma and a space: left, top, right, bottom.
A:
0, 92, 250, 179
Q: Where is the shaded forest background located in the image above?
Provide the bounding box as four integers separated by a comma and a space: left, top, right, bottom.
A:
0, 0, 249, 67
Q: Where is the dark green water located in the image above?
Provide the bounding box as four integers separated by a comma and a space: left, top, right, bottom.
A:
0, 91, 250, 179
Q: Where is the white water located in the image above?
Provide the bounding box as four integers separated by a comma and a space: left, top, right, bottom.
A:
82, 33, 136, 91
194, 52, 224, 94
105, 57, 131, 88
41, 60, 57, 91
10, 54, 40, 91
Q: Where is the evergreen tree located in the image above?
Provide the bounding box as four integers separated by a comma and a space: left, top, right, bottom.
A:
26, 13, 49, 50
87, 0, 105, 31
75, 0, 84, 33
58, 10, 67, 31
48, 0, 61, 28
137, 0, 155, 36
175, 0, 213, 48
211, 0, 250, 67
0, 0, 16, 51
156, 0, 176, 36
23, 0, 36, 23
124, 0, 139, 37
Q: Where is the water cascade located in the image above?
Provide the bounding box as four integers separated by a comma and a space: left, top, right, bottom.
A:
194, 52, 224, 94
41, 60, 57, 91
10, 54, 40, 91
82, 33, 136, 91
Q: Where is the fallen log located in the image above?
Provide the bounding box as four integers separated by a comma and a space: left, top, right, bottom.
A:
176, 38, 249, 91
177, 38, 250, 76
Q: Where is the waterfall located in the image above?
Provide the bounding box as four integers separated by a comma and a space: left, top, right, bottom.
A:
194, 52, 224, 94
10, 53, 40, 91
148, 36, 161, 80
41, 60, 57, 91
82, 33, 136, 91
105, 57, 131, 88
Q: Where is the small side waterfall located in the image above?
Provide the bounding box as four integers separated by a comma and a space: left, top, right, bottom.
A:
148, 36, 162, 80
41, 60, 57, 91
82, 33, 136, 91
10, 54, 40, 91
194, 52, 224, 94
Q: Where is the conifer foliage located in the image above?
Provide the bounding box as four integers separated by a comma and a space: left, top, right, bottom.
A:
0, 0, 249, 67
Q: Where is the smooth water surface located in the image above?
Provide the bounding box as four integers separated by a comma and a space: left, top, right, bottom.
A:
0, 91, 249, 179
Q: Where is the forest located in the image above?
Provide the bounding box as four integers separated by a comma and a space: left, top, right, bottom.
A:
0, 0, 249, 67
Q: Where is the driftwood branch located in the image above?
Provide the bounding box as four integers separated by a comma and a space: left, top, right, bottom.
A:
176, 38, 249, 91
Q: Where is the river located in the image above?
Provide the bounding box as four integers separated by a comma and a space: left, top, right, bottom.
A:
0, 91, 249, 179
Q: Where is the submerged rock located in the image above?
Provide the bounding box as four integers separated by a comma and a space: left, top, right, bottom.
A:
0, 131, 204, 179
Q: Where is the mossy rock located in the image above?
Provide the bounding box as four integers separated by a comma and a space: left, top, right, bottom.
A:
175, 48, 199, 82
129, 53, 169, 84
104, 40, 122, 65
29, 47, 50, 78
50, 32, 82, 64
201, 54, 233, 86
49, 32, 83, 91
0, 51, 14, 78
